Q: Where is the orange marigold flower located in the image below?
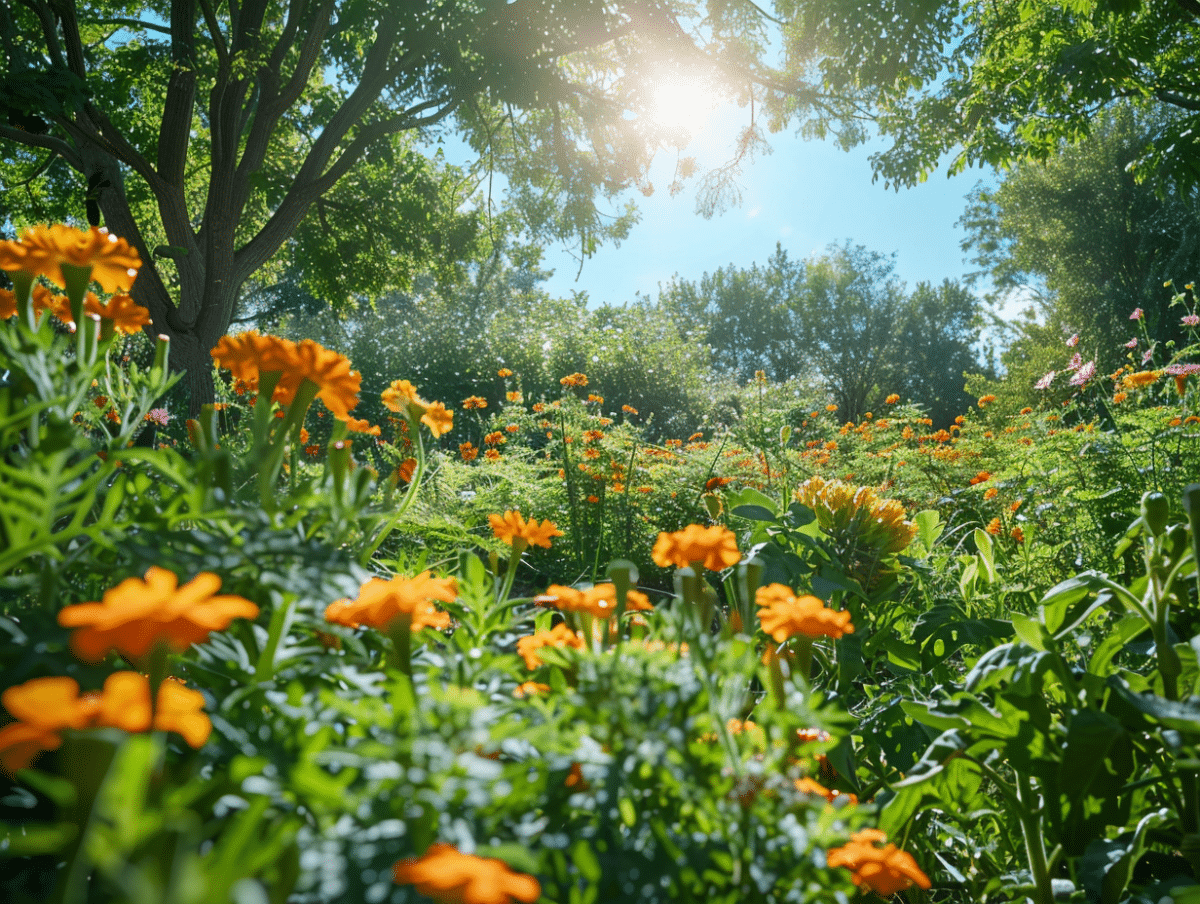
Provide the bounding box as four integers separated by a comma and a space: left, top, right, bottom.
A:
1011, 526, 1025, 544
825, 404, 838, 412
93, 671, 211, 749
418, 401, 453, 437
984, 487, 998, 500
536, 583, 653, 619
506, 391, 522, 402
622, 404, 638, 414
756, 584, 854, 642
463, 395, 488, 409
827, 830, 931, 897
0, 677, 102, 773
559, 372, 588, 387
0, 225, 141, 293
977, 394, 997, 407
706, 476, 733, 491
393, 843, 541, 904
324, 572, 457, 632
343, 417, 381, 436
460, 442, 479, 462
396, 457, 418, 483
885, 394, 900, 404
484, 431, 506, 446
0, 287, 16, 320
532, 403, 546, 413
485, 448, 501, 460
57, 567, 259, 662
586, 494, 600, 503
587, 394, 604, 404
513, 681, 550, 699
381, 379, 424, 413
986, 517, 1002, 535
651, 524, 740, 571
304, 443, 321, 457
969, 471, 991, 485
497, 368, 513, 377
84, 292, 152, 333
276, 338, 360, 418
582, 429, 605, 443
517, 623, 586, 669
489, 511, 563, 549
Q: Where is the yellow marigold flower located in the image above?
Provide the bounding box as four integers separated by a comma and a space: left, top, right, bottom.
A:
517, 623, 586, 669
986, 517, 1002, 535
393, 843, 541, 904
83, 292, 151, 333
651, 524, 740, 571
827, 830, 931, 897
489, 511, 563, 549
532, 403, 546, 413
825, 403, 838, 412
57, 567, 259, 662
324, 572, 457, 632
0, 225, 141, 293
497, 368, 513, 377
756, 584, 853, 642
506, 391, 522, 402
460, 442, 479, 461
559, 372, 588, 387
1123, 370, 1162, 389
462, 395, 488, 409
513, 681, 550, 699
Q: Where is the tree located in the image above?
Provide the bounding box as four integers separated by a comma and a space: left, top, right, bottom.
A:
0, 1, 828, 410
773, 0, 1200, 190
960, 105, 1200, 389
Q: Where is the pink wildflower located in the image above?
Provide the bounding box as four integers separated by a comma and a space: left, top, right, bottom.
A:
1035, 371, 1056, 390
1069, 361, 1096, 386
1066, 334, 1079, 347
1130, 308, 1144, 321
1124, 337, 1138, 349
1182, 314, 1199, 327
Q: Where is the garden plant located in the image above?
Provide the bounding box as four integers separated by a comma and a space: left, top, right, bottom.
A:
2, 223, 1200, 904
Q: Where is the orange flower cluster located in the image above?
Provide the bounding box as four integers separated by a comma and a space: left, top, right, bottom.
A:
460, 442, 479, 461
512, 681, 550, 699
57, 567, 259, 662
211, 332, 361, 419
0, 673, 210, 773
393, 843, 540, 904
489, 511, 563, 549
1122, 370, 1161, 389
977, 394, 997, 407
517, 624, 586, 669
462, 395, 488, 409
484, 431, 506, 446
651, 525, 740, 571
885, 393, 900, 404
827, 829, 931, 896
325, 573, 457, 632
535, 583, 653, 619
969, 471, 991, 485
756, 585, 854, 642
559, 372, 588, 387
0, 224, 141, 293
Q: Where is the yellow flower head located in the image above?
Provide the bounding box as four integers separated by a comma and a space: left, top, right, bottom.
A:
420, 401, 454, 437
651, 524, 740, 571
488, 511, 563, 549
325, 572, 456, 633
57, 567, 260, 662
756, 584, 853, 642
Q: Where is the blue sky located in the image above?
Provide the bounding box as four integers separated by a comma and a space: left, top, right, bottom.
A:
535, 104, 999, 307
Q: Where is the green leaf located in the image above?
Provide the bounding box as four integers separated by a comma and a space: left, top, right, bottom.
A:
730, 504, 778, 522
0, 821, 77, 855
973, 528, 997, 584
726, 487, 778, 516
913, 509, 943, 552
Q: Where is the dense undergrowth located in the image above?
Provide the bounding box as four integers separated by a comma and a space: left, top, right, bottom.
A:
2, 226, 1200, 904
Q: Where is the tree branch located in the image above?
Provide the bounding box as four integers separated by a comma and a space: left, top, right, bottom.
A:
0, 123, 84, 171
17, 0, 66, 68
158, 0, 197, 187
93, 17, 173, 36
195, 0, 229, 66
1155, 89, 1200, 112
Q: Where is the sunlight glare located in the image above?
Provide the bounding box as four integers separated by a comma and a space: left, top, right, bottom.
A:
647, 67, 720, 138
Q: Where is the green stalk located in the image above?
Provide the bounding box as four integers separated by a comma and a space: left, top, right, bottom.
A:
360, 411, 428, 564
1015, 772, 1055, 904
254, 600, 293, 683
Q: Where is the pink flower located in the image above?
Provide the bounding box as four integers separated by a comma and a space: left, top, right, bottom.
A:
1068, 361, 1096, 386
1035, 371, 1056, 390
1066, 334, 1079, 347
1124, 337, 1138, 349
1130, 308, 1144, 321
1165, 363, 1200, 375
1066, 352, 1082, 371
1182, 314, 1200, 327
1143, 349, 1155, 364
146, 408, 170, 426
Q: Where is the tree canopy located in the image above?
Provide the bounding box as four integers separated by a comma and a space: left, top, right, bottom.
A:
775, 0, 1200, 189
1, 0, 827, 407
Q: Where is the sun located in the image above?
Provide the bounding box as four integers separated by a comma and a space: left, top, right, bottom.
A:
645, 66, 721, 138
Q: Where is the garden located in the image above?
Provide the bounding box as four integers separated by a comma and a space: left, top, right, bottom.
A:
1, 222, 1199, 904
